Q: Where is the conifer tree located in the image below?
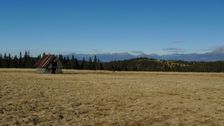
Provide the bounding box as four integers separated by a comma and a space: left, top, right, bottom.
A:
19, 52, 23, 68
13, 55, 19, 68
81, 58, 86, 69
88, 57, 93, 69
70, 55, 76, 69
74, 58, 80, 69
100, 62, 104, 70
0, 54, 2, 68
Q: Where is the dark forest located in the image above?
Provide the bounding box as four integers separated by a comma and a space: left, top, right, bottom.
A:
0, 51, 224, 72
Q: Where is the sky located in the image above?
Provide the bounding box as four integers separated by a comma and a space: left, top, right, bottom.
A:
0, 0, 224, 55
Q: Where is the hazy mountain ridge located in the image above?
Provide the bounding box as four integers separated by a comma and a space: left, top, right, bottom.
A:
66, 52, 224, 62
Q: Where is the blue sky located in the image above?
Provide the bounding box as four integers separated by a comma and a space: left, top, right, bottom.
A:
0, 0, 224, 55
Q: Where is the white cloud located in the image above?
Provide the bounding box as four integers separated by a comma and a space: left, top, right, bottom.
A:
170, 41, 185, 44
212, 46, 224, 53
163, 48, 185, 54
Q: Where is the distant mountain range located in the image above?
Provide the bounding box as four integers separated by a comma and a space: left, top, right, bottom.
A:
66, 52, 224, 62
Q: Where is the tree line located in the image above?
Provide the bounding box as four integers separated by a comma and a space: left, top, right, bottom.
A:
57, 54, 104, 70
0, 51, 38, 68
0, 52, 224, 72
0, 52, 104, 70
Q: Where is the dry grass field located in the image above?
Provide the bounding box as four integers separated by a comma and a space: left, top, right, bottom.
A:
0, 69, 224, 126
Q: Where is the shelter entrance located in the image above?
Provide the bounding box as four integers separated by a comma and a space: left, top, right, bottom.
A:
52, 62, 57, 74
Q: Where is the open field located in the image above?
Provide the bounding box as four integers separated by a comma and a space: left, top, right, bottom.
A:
1, 69, 224, 126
